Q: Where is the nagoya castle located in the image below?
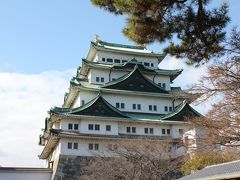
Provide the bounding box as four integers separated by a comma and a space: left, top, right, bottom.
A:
39, 37, 201, 180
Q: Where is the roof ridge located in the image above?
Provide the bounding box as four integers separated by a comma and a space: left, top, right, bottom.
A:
98, 40, 145, 50
103, 64, 169, 93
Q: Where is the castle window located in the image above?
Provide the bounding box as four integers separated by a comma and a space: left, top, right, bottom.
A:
122, 60, 128, 63
158, 83, 161, 86
150, 128, 154, 134
96, 77, 100, 82
88, 124, 94, 130
95, 144, 99, 150
126, 127, 131, 133
179, 129, 184, 135
121, 103, 125, 109
68, 123, 73, 130
153, 105, 157, 111
112, 78, 116, 81
149, 105, 152, 111
144, 128, 148, 134
162, 83, 166, 89
151, 63, 154, 67
67, 142, 72, 149
89, 143, 99, 150
74, 124, 78, 130
167, 129, 171, 135
101, 77, 104, 82
116, 102, 120, 108
164, 106, 168, 112
162, 129, 166, 135
132, 127, 136, 133
95, 124, 100, 131
145, 128, 154, 134
137, 104, 141, 110
144, 62, 150, 66
73, 143, 78, 149
126, 127, 136, 133
106, 125, 111, 131
169, 107, 173, 112
102, 58, 106, 62
89, 143, 93, 150
132, 104, 136, 110
107, 58, 113, 63
114, 59, 121, 63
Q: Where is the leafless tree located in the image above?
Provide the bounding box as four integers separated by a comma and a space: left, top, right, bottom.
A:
80, 140, 183, 180
187, 28, 240, 149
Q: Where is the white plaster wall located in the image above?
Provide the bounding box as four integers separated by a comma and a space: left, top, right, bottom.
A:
118, 122, 171, 136
60, 119, 118, 135
72, 90, 99, 109
87, 66, 172, 90
60, 119, 81, 131
60, 138, 116, 157
97, 51, 159, 67
79, 120, 118, 135
88, 68, 109, 84
171, 125, 189, 139
104, 93, 174, 114
0, 171, 51, 180
110, 70, 128, 81
145, 74, 171, 90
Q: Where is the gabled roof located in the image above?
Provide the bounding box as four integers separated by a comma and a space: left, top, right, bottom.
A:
51, 94, 129, 118
79, 59, 182, 82
102, 65, 169, 93
161, 100, 202, 121
86, 40, 165, 61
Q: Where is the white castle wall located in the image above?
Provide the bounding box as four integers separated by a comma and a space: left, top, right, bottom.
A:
96, 51, 159, 67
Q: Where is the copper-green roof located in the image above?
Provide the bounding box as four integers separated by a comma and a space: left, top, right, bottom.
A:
51, 94, 128, 118
79, 59, 182, 82
102, 65, 169, 94
161, 100, 202, 121
51, 95, 200, 121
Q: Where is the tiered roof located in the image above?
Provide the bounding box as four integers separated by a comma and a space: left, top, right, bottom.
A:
79, 59, 183, 82
52, 95, 201, 122
87, 40, 165, 61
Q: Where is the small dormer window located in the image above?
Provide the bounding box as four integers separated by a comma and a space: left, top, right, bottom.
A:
162, 83, 166, 89
140, 84, 144, 88
107, 58, 113, 63
165, 106, 168, 112
114, 59, 121, 63
144, 62, 150, 66
96, 77, 100, 82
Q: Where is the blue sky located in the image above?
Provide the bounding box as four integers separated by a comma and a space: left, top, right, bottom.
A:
0, 0, 239, 167
0, 0, 239, 73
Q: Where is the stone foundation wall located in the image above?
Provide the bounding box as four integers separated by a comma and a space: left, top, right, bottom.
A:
52, 155, 94, 180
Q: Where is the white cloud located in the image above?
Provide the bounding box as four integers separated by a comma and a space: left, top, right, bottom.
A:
0, 69, 74, 167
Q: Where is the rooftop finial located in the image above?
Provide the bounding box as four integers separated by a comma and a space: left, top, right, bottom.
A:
95, 34, 100, 43
140, 43, 147, 49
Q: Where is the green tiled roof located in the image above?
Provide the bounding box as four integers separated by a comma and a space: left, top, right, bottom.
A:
161, 100, 202, 121
51, 94, 128, 118
98, 40, 145, 50
51, 94, 200, 122
82, 59, 182, 77
103, 65, 169, 93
